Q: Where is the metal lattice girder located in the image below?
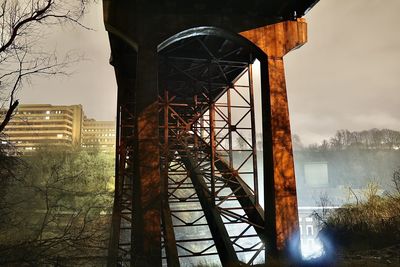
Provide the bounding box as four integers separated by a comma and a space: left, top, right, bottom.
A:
158, 58, 267, 265
179, 152, 239, 265
107, 66, 137, 266
212, 150, 265, 239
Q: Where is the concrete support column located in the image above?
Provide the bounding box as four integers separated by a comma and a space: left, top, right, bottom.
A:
133, 44, 161, 266
240, 19, 307, 252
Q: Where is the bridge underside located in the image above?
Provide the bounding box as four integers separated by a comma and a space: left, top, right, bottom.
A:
103, 1, 318, 266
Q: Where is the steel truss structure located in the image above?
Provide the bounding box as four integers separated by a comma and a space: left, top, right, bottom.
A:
104, 2, 316, 265
158, 36, 267, 266
107, 21, 307, 264
108, 101, 136, 265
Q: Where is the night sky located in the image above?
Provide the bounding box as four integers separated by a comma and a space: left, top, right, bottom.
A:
18, 0, 400, 145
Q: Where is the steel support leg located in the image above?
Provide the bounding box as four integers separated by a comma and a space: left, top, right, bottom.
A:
241, 19, 307, 252
161, 90, 180, 267
133, 46, 161, 266
108, 66, 136, 266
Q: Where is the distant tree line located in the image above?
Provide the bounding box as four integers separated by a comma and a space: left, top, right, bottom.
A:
294, 128, 400, 152
315, 168, 400, 252
292, 129, 400, 192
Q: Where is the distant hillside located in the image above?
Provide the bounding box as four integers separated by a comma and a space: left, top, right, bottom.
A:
292, 129, 400, 206
294, 129, 400, 151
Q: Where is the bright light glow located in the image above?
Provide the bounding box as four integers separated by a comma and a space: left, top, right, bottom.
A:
301, 237, 324, 260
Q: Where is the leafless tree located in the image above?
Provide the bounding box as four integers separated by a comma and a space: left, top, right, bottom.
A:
312, 192, 333, 228
392, 168, 400, 195
0, 0, 91, 133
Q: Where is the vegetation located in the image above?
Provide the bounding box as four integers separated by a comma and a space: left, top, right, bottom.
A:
0, 145, 114, 266
293, 129, 400, 193
315, 168, 400, 251
295, 129, 400, 152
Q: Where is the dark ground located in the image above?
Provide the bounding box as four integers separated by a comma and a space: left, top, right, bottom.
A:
251, 244, 400, 267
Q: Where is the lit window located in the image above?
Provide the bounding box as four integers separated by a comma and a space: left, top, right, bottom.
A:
57, 134, 63, 138
45, 116, 50, 120
306, 225, 313, 236
46, 111, 50, 114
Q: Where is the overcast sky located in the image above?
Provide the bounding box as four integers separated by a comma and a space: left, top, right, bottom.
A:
286, 0, 400, 144
18, 0, 400, 145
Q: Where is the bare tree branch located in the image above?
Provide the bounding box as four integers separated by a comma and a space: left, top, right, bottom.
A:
0, 0, 53, 53
0, 98, 17, 132
0, 0, 90, 133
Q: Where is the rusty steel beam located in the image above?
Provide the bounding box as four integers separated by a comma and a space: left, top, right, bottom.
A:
107, 101, 123, 266
161, 204, 180, 267
209, 100, 217, 206
107, 62, 137, 266
240, 19, 307, 252
192, 135, 266, 242
179, 153, 239, 267
160, 90, 180, 267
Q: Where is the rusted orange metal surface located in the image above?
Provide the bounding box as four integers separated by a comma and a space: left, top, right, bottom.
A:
240, 19, 307, 250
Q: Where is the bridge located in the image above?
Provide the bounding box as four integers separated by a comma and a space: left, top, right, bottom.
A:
102, 1, 319, 266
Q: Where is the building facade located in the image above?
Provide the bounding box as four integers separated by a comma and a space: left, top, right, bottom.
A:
1, 104, 115, 152
82, 118, 116, 152
2, 104, 83, 151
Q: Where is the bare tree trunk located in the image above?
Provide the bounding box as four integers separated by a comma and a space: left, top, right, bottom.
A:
0, 100, 18, 133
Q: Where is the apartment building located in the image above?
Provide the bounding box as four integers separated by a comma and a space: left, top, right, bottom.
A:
2, 104, 83, 151
2, 104, 116, 153
82, 118, 116, 152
